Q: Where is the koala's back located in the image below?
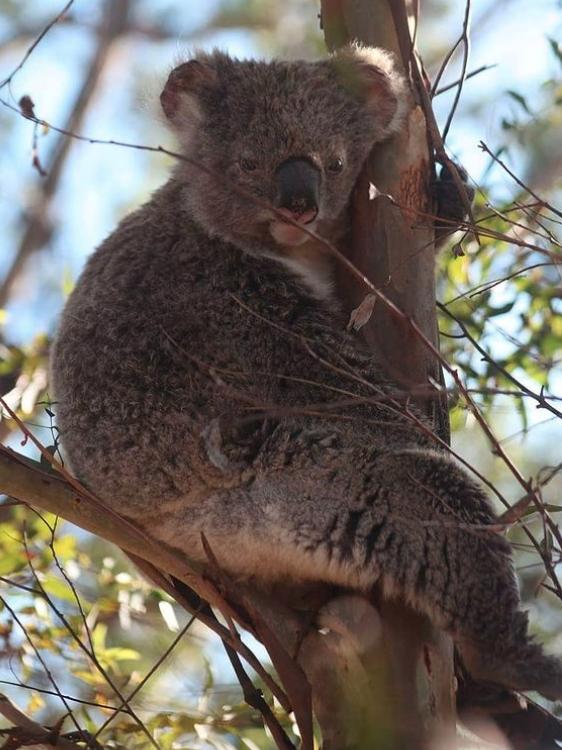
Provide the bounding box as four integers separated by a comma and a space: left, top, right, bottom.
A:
52, 180, 205, 508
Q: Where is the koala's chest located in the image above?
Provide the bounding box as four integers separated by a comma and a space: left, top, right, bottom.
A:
275, 240, 336, 302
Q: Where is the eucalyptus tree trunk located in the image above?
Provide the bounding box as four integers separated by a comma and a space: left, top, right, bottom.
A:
285, 1, 457, 748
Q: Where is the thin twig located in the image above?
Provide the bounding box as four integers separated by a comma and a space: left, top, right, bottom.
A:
0, 594, 86, 740
387, 0, 479, 241
443, 262, 558, 304
93, 617, 197, 741
0, 1, 129, 308
0, 680, 125, 713
128, 553, 292, 712
49, 523, 95, 653
0, 1, 74, 90
0, 693, 81, 750
440, 0, 471, 144
22, 530, 162, 750
438, 303, 562, 419
223, 642, 297, 750
433, 63, 496, 96
479, 141, 562, 221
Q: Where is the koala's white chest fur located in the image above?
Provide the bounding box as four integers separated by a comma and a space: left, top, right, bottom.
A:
274, 239, 337, 301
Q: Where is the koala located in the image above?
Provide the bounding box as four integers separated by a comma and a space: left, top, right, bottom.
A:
50, 46, 562, 701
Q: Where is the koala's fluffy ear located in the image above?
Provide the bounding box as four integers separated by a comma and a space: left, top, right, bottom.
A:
331, 46, 409, 138
160, 59, 217, 137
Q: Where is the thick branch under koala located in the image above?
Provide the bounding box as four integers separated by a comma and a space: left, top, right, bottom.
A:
0, 445, 291, 709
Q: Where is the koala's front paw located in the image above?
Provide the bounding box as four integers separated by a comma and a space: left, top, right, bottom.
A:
432, 161, 475, 244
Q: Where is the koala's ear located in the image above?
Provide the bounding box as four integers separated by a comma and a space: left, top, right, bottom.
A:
331, 46, 409, 138
160, 59, 217, 129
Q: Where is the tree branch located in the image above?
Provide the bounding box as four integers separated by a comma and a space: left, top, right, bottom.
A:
0, 0, 131, 309
0, 693, 86, 750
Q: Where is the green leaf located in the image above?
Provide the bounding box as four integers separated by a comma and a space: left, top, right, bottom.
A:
42, 573, 81, 604
523, 504, 562, 517
507, 88, 533, 114
92, 622, 107, 652
102, 647, 140, 662
548, 37, 562, 67
0, 550, 26, 575
51, 534, 76, 562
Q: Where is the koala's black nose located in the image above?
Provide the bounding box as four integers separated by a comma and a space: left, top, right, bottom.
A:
275, 158, 320, 222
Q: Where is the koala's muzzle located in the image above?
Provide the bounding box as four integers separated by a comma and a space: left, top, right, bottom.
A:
275, 158, 320, 223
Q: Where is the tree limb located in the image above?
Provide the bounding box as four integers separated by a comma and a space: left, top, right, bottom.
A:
0, 0, 131, 309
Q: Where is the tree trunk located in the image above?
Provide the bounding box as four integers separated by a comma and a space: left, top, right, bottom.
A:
288, 1, 457, 748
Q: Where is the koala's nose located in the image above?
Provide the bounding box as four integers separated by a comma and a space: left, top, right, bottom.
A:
274, 158, 320, 223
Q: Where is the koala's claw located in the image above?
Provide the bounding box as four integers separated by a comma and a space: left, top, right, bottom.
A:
432, 161, 475, 242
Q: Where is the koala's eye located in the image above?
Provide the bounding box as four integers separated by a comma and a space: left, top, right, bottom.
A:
327, 157, 344, 174
239, 157, 258, 172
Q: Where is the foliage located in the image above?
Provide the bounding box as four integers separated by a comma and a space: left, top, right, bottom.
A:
1, 506, 288, 749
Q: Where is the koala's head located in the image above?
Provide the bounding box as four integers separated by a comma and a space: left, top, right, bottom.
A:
161, 46, 407, 255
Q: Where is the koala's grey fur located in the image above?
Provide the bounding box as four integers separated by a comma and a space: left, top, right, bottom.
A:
50, 46, 562, 700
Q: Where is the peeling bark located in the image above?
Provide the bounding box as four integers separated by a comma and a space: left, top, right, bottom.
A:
308, 1, 457, 747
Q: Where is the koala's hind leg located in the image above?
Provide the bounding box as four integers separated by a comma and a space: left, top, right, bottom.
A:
192, 441, 562, 699
341, 448, 562, 701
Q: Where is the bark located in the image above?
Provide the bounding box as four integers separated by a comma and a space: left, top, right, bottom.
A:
324, 0, 449, 439
295, 1, 457, 747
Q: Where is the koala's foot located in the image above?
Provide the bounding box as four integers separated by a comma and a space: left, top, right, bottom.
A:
197, 438, 562, 701
459, 613, 562, 701
361, 449, 562, 701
